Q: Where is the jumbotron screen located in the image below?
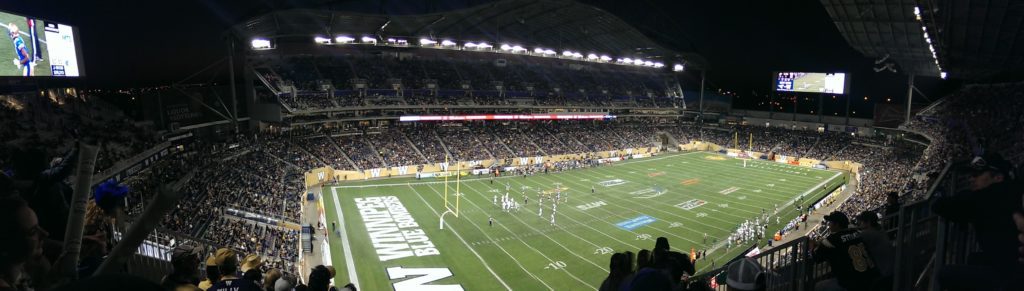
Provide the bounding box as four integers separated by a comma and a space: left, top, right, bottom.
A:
775, 72, 847, 94
0, 10, 83, 77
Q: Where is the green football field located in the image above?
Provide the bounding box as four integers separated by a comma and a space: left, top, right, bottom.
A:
321, 151, 846, 290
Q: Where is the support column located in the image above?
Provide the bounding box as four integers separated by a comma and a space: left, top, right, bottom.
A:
228, 36, 238, 133
792, 95, 798, 121
905, 73, 915, 125
699, 70, 705, 116
845, 94, 851, 126
818, 95, 824, 123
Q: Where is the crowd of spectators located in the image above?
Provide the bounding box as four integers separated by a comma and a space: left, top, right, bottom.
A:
15, 81, 1024, 291
470, 125, 516, 159
300, 135, 353, 170
261, 135, 325, 170
201, 216, 299, 271
434, 126, 495, 161
400, 126, 450, 163
254, 52, 685, 111
333, 134, 385, 170
363, 129, 425, 167
491, 126, 546, 157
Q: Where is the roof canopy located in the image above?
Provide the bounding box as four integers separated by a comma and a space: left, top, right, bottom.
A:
233, 0, 705, 69
822, 0, 1024, 80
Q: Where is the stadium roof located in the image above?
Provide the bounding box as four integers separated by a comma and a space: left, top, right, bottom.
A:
822, 0, 1024, 80
232, 0, 706, 69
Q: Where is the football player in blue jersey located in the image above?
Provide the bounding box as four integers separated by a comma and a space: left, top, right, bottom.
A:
9, 23, 32, 76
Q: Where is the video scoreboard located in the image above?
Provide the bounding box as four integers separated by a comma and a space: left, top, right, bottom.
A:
0, 9, 84, 77
774, 72, 848, 94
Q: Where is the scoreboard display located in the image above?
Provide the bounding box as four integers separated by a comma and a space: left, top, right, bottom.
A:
775, 72, 847, 94
0, 9, 83, 77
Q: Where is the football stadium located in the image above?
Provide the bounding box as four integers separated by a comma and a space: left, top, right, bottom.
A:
2, 0, 1024, 291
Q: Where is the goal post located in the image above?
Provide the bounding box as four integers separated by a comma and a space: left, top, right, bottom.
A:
440, 156, 462, 229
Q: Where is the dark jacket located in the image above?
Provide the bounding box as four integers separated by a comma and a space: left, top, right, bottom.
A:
932, 181, 1022, 269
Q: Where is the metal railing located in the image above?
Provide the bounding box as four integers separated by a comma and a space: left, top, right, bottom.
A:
698, 163, 968, 291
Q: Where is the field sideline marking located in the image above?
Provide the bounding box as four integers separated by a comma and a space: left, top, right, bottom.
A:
332, 152, 704, 189
458, 182, 611, 273
524, 174, 708, 246
328, 187, 360, 288
507, 177, 669, 251
420, 184, 598, 289
412, 185, 553, 290
701, 170, 843, 260
403, 185, 515, 290
563, 169, 733, 232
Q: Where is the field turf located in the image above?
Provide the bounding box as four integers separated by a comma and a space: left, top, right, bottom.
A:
321, 151, 845, 290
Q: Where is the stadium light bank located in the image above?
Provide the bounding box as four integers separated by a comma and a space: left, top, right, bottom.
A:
290, 32, 679, 71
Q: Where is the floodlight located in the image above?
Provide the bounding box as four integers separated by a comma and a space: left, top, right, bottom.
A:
643, 61, 654, 67
544, 49, 556, 55
622, 58, 632, 63
511, 45, 526, 52
387, 38, 397, 43
251, 38, 271, 49
940, 72, 947, 79
572, 52, 583, 58
361, 36, 377, 43
562, 50, 574, 57
477, 42, 492, 49
633, 59, 644, 65
500, 44, 512, 51
587, 53, 599, 60
335, 36, 355, 43
600, 55, 612, 61
441, 40, 456, 47
420, 38, 437, 45
653, 62, 665, 68
314, 36, 332, 44
673, 64, 684, 72
464, 42, 477, 48
534, 48, 545, 54
913, 7, 921, 16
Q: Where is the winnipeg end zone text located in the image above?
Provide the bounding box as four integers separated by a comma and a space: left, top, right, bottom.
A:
354, 196, 464, 291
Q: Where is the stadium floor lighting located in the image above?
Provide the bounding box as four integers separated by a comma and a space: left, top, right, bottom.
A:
335, 36, 355, 43
250, 38, 271, 50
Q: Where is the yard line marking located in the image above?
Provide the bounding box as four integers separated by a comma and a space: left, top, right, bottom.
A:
413, 185, 560, 290
458, 182, 610, 272
328, 187, 360, 288
404, 185, 516, 290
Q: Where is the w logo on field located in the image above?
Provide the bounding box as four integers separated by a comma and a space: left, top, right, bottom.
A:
317, 171, 326, 181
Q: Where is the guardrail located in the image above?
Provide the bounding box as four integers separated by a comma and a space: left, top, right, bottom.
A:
698, 162, 960, 291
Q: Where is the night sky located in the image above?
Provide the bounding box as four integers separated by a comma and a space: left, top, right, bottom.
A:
4, 0, 949, 113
